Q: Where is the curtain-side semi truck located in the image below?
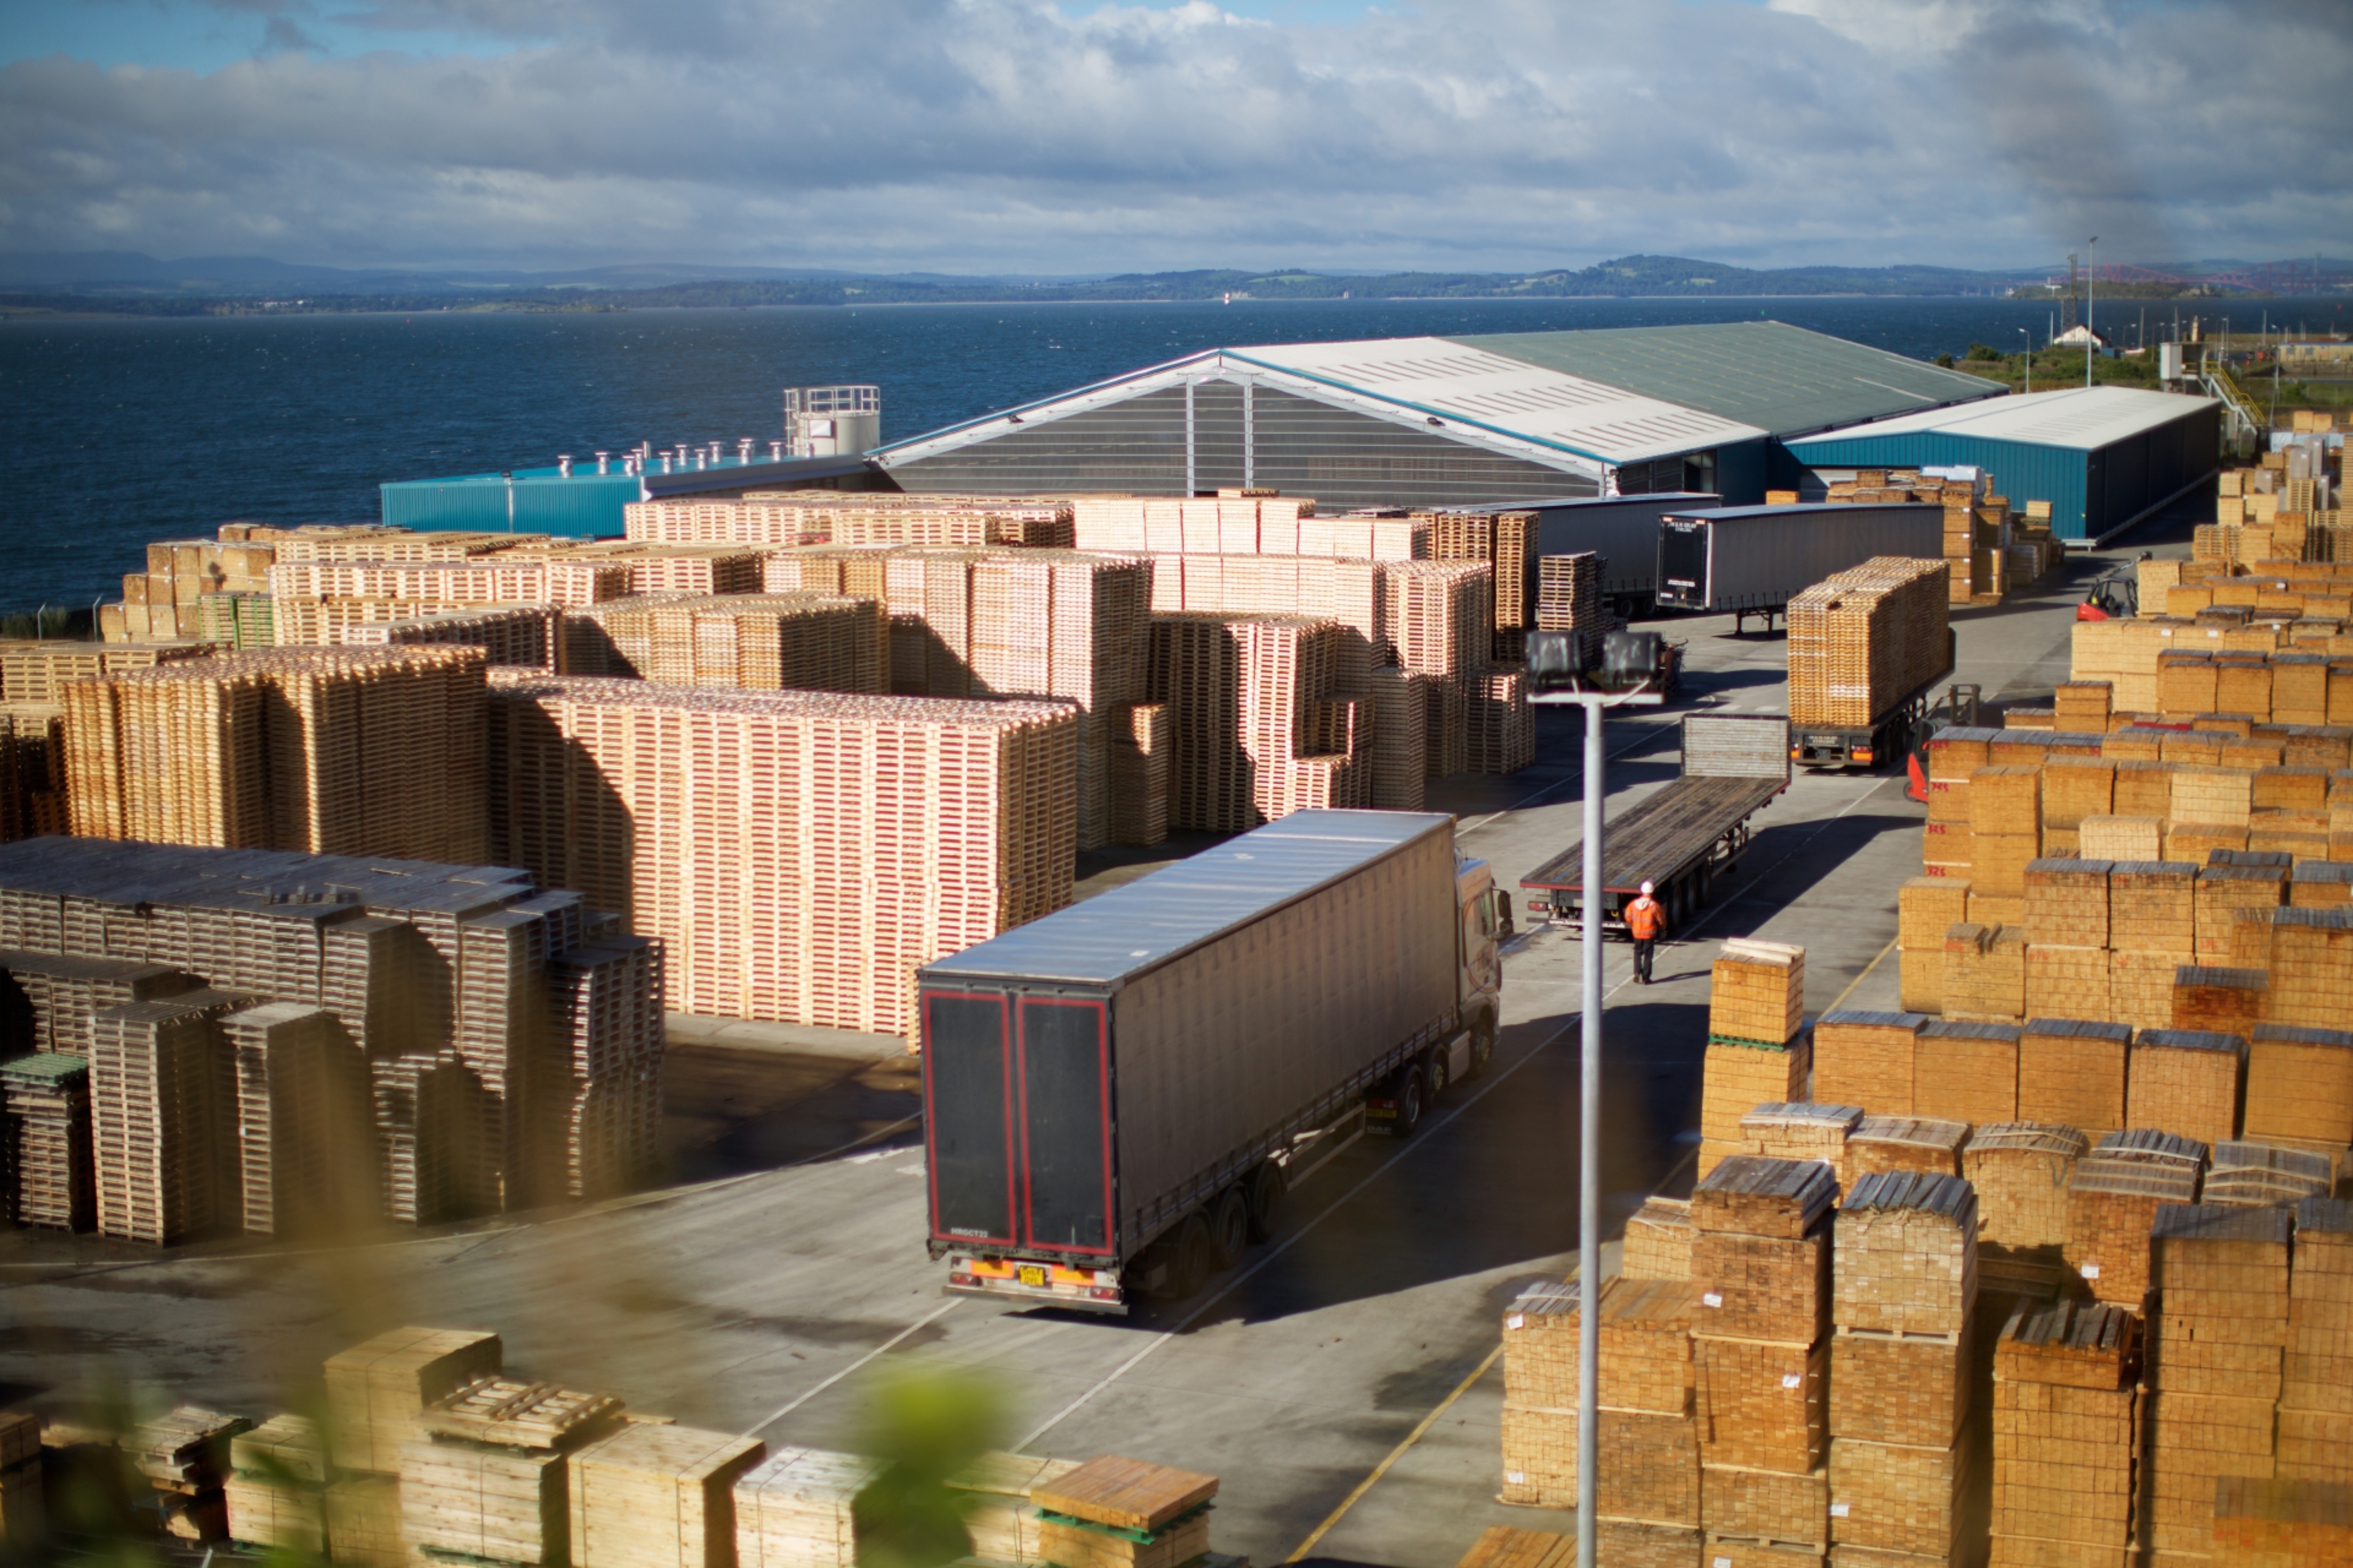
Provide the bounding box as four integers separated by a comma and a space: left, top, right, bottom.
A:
918, 809, 1505, 1314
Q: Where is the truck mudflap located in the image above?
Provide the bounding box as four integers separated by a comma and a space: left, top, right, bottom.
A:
946, 1256, 1128, 1313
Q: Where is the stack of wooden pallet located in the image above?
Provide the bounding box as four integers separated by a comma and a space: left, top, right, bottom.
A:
1813, 1011, 1929, 1118
2064, 1130, 2207, 1306
401, 1377, 624, 1567
225, 1412, 328, 1553
2022, 859, 2112, 1019
568, 1420, 767, 1568
0, 1409, 40, 1550
223, 999, 374, 1238
2140, 1204, 2292, 1559
1785, 558, 1951, 730
2243, 1025, 2353, 1164
130, 1406, 251, 1542
1623, 1196, 1696, 1281
547, 934, 667, 1203
486, 673, 1073, 1037
2016, 1018, 2131, 1137
1030, 1455, 1221, 1568
344, 604, 560, 670
1989, 1298, 2140, 1567
88, 989, 251, 1244
1427, 509, 1538, 662
2127, 1029, 2246, 1148
1, 1049, 94, 1229
2279, 1198, 2352, 1486
1963, 1123, 2088, 1274
1843, 1116, 1968, 1181
1940, 926, 2028, 1021
0, 637, 214, 705
268, 556, 631, 642
325, 1326, 505, 1475
2204, 1140, 2334, 1207
0, 705, 66, 843
948, 1450, 1084, 1567
105, 533, 279, 642
1896, 880, 1970, 1011
2210, 1476, 2353, 1566
60, 644, 492, 864
1915, 1018, 2023, 1123
1147, 614, 1370, 832
734, 1446, 887, 1568
1699, 945, 1811, 1178
1690, 1156, 1837, 1565
1500, 1275, 1699, 1558
1535, 553, 1605, 667
1827, 1173, 1983, 1567
1068, 493, 1311, 555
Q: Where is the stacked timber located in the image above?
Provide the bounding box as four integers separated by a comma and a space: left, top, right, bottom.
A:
325, 1472, 405, 1567
1969, 767, 2043, 906
2022, 859, 2113, 1020
2127, 1030, 2247, 1149
1828, 1174, 1984, 1567
226, 1413, 327, 1553
1031, 1455, 1222, 1568
1963, 1123, 2090, 1286
1699, 942, 1810, 1178
1623, 1196, 1696, 1281
1843, 1117, 1968, 1181
1897, 881, 1969, 1012
2242, 1025, 2353, 1161
2202, 1141, 2333, 1208
1692, 1156, 1837, 1563
1108, 701, 1173, 848
568, 1421, 766, 1568
1452, 1525, 1575, 1568
1500, 1276, 1699, 1531
88, 989, 254, 1245
60, 644, 492, 864
130, 1406, 251, 1542
1535, 552, 1606, 667
2140, 1205, 2292, 1560
2279, 1198, 2353, 1486
2065, 1131, 2207, 1306
487, 674, 1072, 1037
102, 531, 279, 642
1813, 1012, 1927, 1118
324, 1326, 504, 1474
344, 604, 559, 669
1740, 1103, 1863, 1185
2016, 1018, 2132, 1139
401, 1377, 625, 1567
2210, 1477, 2353, 1566
0, 705, 66, 844
1148, 614, 1372, 832
947, 1451, 1083, 1567
1914, 1017, 2021, 1123
1, 1049, 95, 1230
1785, 558, 1951, 730
735, 1447, 886, 1568
1988, 1299, 2141, 1567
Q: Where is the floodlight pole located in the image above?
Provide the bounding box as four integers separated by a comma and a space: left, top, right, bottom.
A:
1527, 677, 1663, 1563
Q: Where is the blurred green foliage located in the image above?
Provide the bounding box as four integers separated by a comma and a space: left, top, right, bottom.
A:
852, 1364, 1007, 1568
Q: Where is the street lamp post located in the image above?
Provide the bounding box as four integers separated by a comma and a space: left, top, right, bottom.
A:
1526, 651, 1665, 1567
2087, 237, 2099, 388
2020, 327, 2032, 395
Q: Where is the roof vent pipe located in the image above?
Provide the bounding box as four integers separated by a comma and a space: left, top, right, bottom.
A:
769, 440, 784, 461
596, 451, 610, 474
739, 438, 754, 462
661, 454, 672, 473
557, 455, 573, 478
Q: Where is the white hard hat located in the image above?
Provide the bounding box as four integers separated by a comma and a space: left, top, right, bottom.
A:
1640, 881, 1655, 895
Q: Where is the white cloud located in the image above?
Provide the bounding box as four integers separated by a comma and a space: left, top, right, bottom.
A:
0, 0, 2344, 272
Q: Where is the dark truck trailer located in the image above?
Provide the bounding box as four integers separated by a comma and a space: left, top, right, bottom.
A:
1459, 492, 1722, 614
1654, 503, 1944, 631
920, 809, 1504, 1314
1520, 714, 1790, 934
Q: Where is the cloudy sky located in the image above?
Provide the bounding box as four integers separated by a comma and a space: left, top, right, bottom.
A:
1, 0, 2347, 276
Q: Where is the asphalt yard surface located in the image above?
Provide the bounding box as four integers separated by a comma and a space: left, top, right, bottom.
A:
0, 502, 2200, 1567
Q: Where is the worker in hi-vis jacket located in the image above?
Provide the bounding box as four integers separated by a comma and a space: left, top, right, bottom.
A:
1626, 880, 1665, 984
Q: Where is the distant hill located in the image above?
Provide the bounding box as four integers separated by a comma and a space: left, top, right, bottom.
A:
1, 250, 2344, 315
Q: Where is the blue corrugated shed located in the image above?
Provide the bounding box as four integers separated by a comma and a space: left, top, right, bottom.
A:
1783, 387, 2221, 543
379, 468, 643, 537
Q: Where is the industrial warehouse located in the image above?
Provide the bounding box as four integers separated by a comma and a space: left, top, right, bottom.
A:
8, 312, 2353, 1568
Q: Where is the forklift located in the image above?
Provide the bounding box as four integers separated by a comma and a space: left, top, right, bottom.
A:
1904, 683, 1985, 805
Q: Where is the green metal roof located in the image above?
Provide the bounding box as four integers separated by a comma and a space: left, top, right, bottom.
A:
1443, 321, 2006, 440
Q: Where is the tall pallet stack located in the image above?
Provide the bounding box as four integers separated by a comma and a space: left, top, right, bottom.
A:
1785, 558, 1952, 731
344, 604, 560, 670
2279, 1198, 2353, 1486
2242, 1026, 2353, 1171
2065, 1130, 2207, 1307
1068, 492, 1317, 555
2140, 1204, 2292, 1564
1828, 1172, 1985, 1568
1147, 614, 1370, 832
104, 533, 279, 643
1499, 1275, 1700, 1558
1898, 879, 1970, 1012
0, 705, 67, 843
2018, 1020, 2131, 1139
485, 673, 1073, 1037
568, 1420, 767, 1568
60, 644, 491, 864
401, 1376, 624, 1568
1814, 1010, 1928, 1118
1535, 552, 1607, 668
1989, 1298, 2141, 1568
1964, 1123, 2089, 1280
2210, 1476, 2353, 1567
1429, 509, 1538, 663
1827, 469, 2011, 604
1699, 942, 1810, 1177
1, 1048, 94, 1229
268, 555, 631, 643
1690, 1156, 1838, 1565
2127, 1030, 2246, 1149
0, 839, 660, 1231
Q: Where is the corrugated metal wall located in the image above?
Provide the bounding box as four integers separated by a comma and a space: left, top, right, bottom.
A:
379, 473, 640, 537
886, 379, 1596, 508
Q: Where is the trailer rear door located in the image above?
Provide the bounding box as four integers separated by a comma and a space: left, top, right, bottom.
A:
1016, 997, 1114, 1256
925, 991, 1016, 1247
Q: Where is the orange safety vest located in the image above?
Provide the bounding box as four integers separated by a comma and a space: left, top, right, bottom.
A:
1625, 895, 1664, 939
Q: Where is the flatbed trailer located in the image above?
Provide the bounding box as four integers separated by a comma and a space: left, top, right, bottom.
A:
1520, 713, 1790, 934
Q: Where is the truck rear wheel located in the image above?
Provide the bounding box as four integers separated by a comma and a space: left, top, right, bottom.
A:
1396, 1063, 1427, 1136
1246, 1162, 1285, 1242
1173, 1214, 1213, 1298
1209, 1187, 1249, 1271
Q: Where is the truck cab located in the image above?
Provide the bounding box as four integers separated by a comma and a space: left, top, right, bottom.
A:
1367, 855, 1507, 1136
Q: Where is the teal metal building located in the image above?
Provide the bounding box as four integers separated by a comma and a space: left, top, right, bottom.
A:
1782, 387, 2222, 543
379, 451, 874, 536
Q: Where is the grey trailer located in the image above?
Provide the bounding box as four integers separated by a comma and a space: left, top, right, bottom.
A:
920, 809, 1502, 1311
1462, 492, 1723, 609
1654, 502, 1944, 630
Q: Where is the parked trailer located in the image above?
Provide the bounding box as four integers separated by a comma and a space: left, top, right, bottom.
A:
1654, 503, 1944, 631
1520, 714, 1790, 934
1461, 492, 1722, 612
919, 810, 1506, 1314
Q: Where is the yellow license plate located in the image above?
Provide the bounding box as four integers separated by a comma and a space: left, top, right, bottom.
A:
1018, 1265, 1047, 1288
